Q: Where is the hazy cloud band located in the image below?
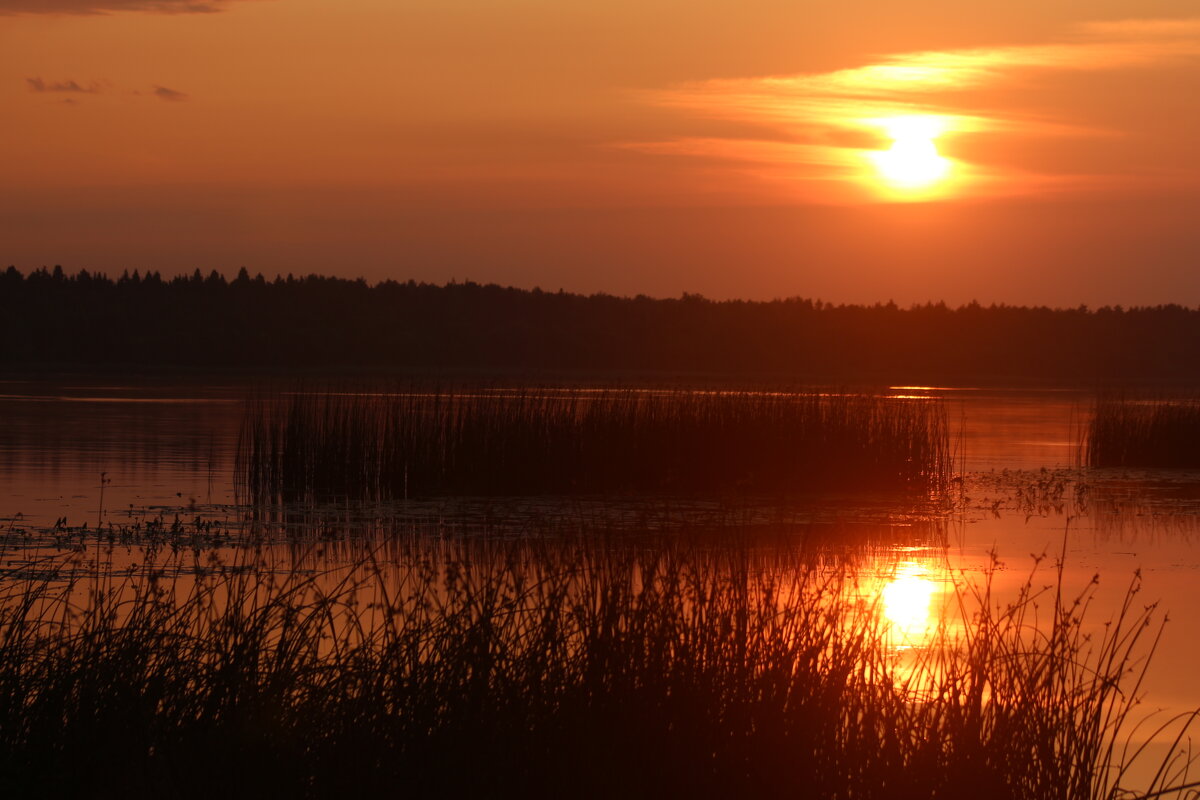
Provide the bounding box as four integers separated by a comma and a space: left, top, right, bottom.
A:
1, 0, 237, 15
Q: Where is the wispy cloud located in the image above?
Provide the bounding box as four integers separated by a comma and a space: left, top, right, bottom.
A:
24, 77, 190, 103
27, 77, 101, 93
633, 18, 1200, 201
1, 0, 234, 15
153, 85, 188, 102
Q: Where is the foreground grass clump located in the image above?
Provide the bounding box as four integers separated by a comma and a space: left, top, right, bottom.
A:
1086, 395, 1200, 468
0, 535, 1189, 799
238, 387, 950, 501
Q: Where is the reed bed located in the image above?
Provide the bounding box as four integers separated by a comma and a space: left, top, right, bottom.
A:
1087, 395, 1200, 468
0, 533, 1191, 799
238, 388, 951, 502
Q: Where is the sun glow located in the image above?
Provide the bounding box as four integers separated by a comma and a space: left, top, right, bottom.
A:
881, 561, 937, 642
866, 116, 952, 194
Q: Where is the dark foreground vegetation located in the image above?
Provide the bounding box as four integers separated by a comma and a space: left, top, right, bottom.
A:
1087, 396, 1200, 468
4, 266, 1200, 383
0, 531, 1192, 799
238, 388, 950, 502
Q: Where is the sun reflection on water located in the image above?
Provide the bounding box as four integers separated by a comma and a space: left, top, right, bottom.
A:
880, 560, 940, 647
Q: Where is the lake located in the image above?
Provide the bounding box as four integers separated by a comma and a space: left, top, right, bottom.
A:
2, 376, 1198, 795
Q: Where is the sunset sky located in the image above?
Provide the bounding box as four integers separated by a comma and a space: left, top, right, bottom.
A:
4, 0, 1199, 306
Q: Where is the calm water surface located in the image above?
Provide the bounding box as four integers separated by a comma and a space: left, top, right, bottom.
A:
2, 377, 1198, 790
0, 380, 1083, 521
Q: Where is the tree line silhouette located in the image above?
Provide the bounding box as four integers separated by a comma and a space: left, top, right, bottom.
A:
3, 266, 1198, 384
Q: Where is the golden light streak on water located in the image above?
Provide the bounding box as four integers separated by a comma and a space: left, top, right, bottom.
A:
880, 560, 938, 646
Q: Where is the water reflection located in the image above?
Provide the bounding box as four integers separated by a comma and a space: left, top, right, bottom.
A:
5, 379, 1200, 796
881, 560, 939, 644
0, 379, 243, 524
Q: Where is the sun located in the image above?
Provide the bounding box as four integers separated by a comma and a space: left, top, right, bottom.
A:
866, 116, 952, 192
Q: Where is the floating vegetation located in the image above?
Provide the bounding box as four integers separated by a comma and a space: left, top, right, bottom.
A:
1086, 395, 1200, 468
1, 497, 953, 580
238, 387, 951, 503
965, 468, 1090, 519
0, 532, 1192, 798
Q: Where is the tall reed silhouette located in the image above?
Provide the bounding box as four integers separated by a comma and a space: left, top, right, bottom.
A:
238, 387, 951, 502
1086, 394, 1200, 467
0, 531, 1192, 798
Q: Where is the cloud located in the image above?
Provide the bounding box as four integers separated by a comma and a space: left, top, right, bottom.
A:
647, 30, 1200, 140
27, 77, 100, 93
153, 85, 188, 102
637, 17, 1200, 202
0, 0, 233, 14
24, 77, 190, 103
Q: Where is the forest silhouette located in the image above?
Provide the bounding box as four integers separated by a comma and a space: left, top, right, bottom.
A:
3, 266, 1197, 384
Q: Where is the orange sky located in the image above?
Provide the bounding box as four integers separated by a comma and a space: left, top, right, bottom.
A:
4, 0, 1200, 305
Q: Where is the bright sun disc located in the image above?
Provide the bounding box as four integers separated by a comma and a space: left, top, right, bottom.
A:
867, 116, 951, 190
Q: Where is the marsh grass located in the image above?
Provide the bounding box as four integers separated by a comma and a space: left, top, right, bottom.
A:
0, 531, 1192, 799
238, 387, 951, 503
1087, 395, 1200, 468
